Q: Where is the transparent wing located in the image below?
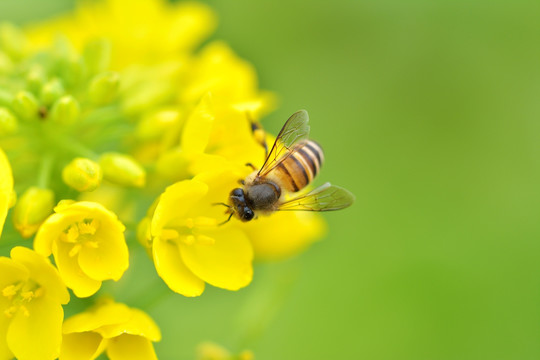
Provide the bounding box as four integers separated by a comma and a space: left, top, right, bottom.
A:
278, 183, 355, 211
257, 110, 310, 177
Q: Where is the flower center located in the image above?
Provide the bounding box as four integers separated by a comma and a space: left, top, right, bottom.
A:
162, 216, 217, 246
60, 218, 100, 256
2, 280, 43, 318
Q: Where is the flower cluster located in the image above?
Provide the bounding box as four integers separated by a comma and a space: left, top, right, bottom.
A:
0, 0, 327, 358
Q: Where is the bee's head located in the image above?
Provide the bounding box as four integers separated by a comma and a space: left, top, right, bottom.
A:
229, 188, 255, 222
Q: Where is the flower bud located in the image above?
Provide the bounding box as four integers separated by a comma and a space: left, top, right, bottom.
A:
0, 107, 18, 135
136, 109, 182, 141
58, 56, 86, 87
12, 91, 38, 121
50, 95, 80, 125
62, 157, 102, 192
83, 39, 111, 75
88, 71, 119, 105
26, 66, 46, 93
12, 187, 55, 238
40, 78, 65, 106
0, 51, 13, 74
99, 152, 146, 187
0, 88, 13, 108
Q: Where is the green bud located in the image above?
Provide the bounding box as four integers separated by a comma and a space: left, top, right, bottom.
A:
155, 149, 190, 181
12, 187, 55, 238
83, 39, 111, 75
0, 88, 13, 108
62, 157, 102, 192
50, 95, 80, 125
0, 23, 26, 60
40, 78, 65, 106
88, 71, 120, 105
0, 51, 13, 74
0, 107, 18, 135
12, 91, 38, 121
99, 152, 146, 187
136, 109, 182, 141
60, 56, 86, 87
26, 66, 47, 94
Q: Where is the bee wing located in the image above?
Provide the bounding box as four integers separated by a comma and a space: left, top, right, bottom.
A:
277, 182, 355, 211
257, 110, 310, 177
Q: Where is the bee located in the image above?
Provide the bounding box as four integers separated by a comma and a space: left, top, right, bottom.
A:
221, 110, 354, 222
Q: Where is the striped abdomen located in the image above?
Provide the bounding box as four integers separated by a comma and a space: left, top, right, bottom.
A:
274, 140, 324, 192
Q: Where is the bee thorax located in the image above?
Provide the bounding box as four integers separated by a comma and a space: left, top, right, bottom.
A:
246, 182, 281, 210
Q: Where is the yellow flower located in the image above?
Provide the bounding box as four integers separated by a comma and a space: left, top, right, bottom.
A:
243, 211, 327, 261
0, 246, 69, 360
156, 94, 266, 182
25, 0, 216, 69
180, 41, 274, 107
34, 201, 128, 298
60, 299, 161, 360
0, 147, 13, 237
197, 342, 254, 360
148, 170, 253, 297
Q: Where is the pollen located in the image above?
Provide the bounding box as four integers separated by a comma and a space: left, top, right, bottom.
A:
61, 218, 100, 246
194, 216, 218, 228
196, 234, 215, 245
2, 284, 19, 298
183, 235, 196, 245
79, 218, 99, 235
69, 243, 82, 257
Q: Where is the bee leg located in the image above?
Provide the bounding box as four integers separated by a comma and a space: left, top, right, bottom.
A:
247, 112, 269, 157
219, 212, 234, 226
245, 163, 257, 171
238, 179, 245, 185
212, 202, 232, 209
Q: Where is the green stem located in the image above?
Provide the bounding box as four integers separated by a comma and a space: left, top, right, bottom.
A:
49, 132, 99, 159
37, 153, 54, 188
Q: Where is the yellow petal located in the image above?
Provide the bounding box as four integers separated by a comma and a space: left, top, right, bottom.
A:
96, 308, 161, 342
59, 332, 105, 360
0, 296, 13, 360
10, 247, 69, 304
0, 257, 29, 290
106, 334, 157, 360
151, 180, 208, 235
244, 211, 327, 260
77, 218, 129, 282
180, 228, 253, 291
6, 296, 63, 360
53, 241, 101, 298
152, 238, 204, 297
34, 212, 70, 256
0, 148, 13, 238
181, 93, 214, 154
63, 302, 131, 334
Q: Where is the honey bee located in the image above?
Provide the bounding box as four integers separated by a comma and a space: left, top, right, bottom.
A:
220, 110, 354, 222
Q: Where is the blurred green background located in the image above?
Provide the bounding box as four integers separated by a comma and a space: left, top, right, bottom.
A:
3, 0, 540, 359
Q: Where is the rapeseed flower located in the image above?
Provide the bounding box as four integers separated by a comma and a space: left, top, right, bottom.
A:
61, 299, 161, 360
25, 0, 216, 69
0, 246, 69, 360
146, 171, 253, 297
197, 342, 254, 360
34, 201, 128, 297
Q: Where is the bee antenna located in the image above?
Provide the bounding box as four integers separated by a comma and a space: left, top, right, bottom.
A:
219, 212, 234, 226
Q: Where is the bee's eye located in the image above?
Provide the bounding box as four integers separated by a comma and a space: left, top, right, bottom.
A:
242, 208, 254, 220
231, 188, 244, 197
